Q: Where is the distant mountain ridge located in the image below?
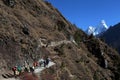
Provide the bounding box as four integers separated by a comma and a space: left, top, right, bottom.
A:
86, 20, 108, 36
100, 23, 120, 53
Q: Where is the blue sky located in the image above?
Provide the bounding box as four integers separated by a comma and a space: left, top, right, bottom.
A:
47, 0, 120, 31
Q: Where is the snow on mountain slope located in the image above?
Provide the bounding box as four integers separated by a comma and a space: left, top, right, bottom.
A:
87, 26, 96, 35
86, 20, 108, 36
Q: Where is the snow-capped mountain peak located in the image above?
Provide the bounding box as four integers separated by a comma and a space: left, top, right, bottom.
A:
87, 26, 96, 35
86, 20, 108, 36
100, 20, 108, 29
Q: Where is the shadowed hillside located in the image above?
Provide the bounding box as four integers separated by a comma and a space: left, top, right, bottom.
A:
100, 23, 120, 53
0, 0, 120, 80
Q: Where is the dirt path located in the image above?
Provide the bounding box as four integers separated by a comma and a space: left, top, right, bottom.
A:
0, 61, 55, 80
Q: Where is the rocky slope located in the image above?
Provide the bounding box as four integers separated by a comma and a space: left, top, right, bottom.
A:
0, 0, 120, 80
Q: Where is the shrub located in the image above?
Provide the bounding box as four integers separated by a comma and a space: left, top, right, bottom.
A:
60, 62, 65, 69
93, 72, 99, 80
57, 20, 66, 31
74, 30, 86, 45
22, 27, 29, 35
54, 44, 65, 56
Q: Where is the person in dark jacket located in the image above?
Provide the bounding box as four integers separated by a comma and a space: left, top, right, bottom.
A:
44, 57, 50, 67
46, 58, 49, 66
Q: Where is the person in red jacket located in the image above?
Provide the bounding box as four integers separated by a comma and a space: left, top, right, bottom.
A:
12, 66, 17, 77
33, 61, 38, 67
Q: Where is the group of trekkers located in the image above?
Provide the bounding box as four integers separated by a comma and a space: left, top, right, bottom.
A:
11, 57, 50, 77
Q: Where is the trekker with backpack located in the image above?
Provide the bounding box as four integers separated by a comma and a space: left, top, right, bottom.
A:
44, 57, 50, 67
17, 66, 22, 75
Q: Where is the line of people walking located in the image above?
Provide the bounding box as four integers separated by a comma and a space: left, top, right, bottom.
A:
11, 57, 50, 77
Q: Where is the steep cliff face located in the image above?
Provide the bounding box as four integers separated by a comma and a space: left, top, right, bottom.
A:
0, 0, 120, 80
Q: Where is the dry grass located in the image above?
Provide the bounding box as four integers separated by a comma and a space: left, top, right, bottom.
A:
0, 0, 120, 80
